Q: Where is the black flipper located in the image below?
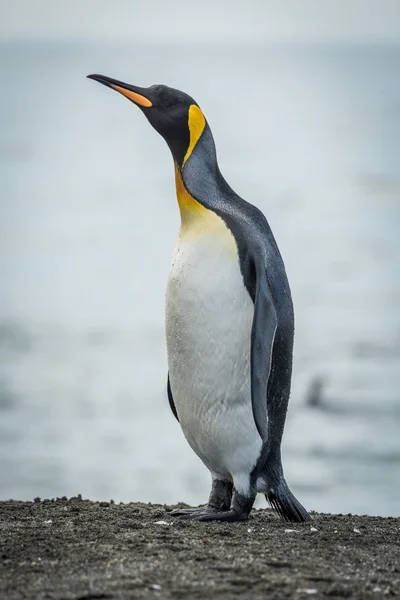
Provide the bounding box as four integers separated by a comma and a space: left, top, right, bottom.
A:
250, 259, 277, 441
251, 258, 311, 522
167, 373, 179, 422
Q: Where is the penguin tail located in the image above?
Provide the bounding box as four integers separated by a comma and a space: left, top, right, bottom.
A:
265, 480, 311, 522
258, 460, 311, 522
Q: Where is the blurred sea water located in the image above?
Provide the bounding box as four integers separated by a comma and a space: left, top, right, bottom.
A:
0, 40, 399, 516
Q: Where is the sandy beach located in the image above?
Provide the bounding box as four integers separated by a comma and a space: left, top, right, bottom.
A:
1, 497, 399, 599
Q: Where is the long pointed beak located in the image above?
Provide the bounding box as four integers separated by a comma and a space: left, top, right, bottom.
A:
87, 74, 153, 108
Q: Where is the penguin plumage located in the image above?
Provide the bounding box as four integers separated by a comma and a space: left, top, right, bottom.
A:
87, 74, 310, 522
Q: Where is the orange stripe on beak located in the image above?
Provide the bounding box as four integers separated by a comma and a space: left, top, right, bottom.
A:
111, 85, 152, 107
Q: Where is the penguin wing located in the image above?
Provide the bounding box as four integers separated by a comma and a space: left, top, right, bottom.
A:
167, 373, 179, 422
250, 261, 277, 441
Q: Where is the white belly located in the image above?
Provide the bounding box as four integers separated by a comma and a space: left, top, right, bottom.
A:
165, 224, 263, 488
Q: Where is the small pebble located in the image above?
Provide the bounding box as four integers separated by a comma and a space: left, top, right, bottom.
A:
284, 529, 296, 533
353, 528, 361, 534
44, 520, 52, 525
155, 521, 169, 526
150, 584, 161, 591
247, 528, 253, 533
310, 527, 318, 532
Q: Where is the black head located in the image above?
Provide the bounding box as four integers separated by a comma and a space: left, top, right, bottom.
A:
87, 74, 206, 168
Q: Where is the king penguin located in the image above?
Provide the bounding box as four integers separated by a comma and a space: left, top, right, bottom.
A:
87, 74, 311, 523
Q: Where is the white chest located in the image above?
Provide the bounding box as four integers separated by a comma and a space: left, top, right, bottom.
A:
165, 222, 262, 482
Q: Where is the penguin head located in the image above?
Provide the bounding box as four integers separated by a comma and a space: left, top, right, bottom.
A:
87, 74, 206, 168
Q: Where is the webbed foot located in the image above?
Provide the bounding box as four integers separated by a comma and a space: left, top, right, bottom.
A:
169, 505, 209, 517
169, 478, 233, 519
171, 506, 225, 519
170, 484, 255, 522
199, 509, 249, 522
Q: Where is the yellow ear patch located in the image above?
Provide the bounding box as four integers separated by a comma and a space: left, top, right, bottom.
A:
183, 104, 206, 165
111, 84, 152, 107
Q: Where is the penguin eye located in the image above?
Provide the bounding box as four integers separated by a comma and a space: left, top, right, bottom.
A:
151, 85, 179, 110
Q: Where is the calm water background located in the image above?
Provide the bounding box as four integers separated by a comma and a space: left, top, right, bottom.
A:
0, 41, 399, 516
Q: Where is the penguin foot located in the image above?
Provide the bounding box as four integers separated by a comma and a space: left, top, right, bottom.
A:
170, 506, 225, 520
169, 505, 209, 517
170, 478, 233, 519
188, 490, 254, 522
169, 507, 245, 521
198, 509, 249, 522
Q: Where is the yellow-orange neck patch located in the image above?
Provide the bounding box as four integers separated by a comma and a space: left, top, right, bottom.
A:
174, 166, 237, 255
183, 104, 206, 166
175, 166, 208, 227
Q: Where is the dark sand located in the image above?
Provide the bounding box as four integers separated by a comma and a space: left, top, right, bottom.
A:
0, 497, 399, 599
